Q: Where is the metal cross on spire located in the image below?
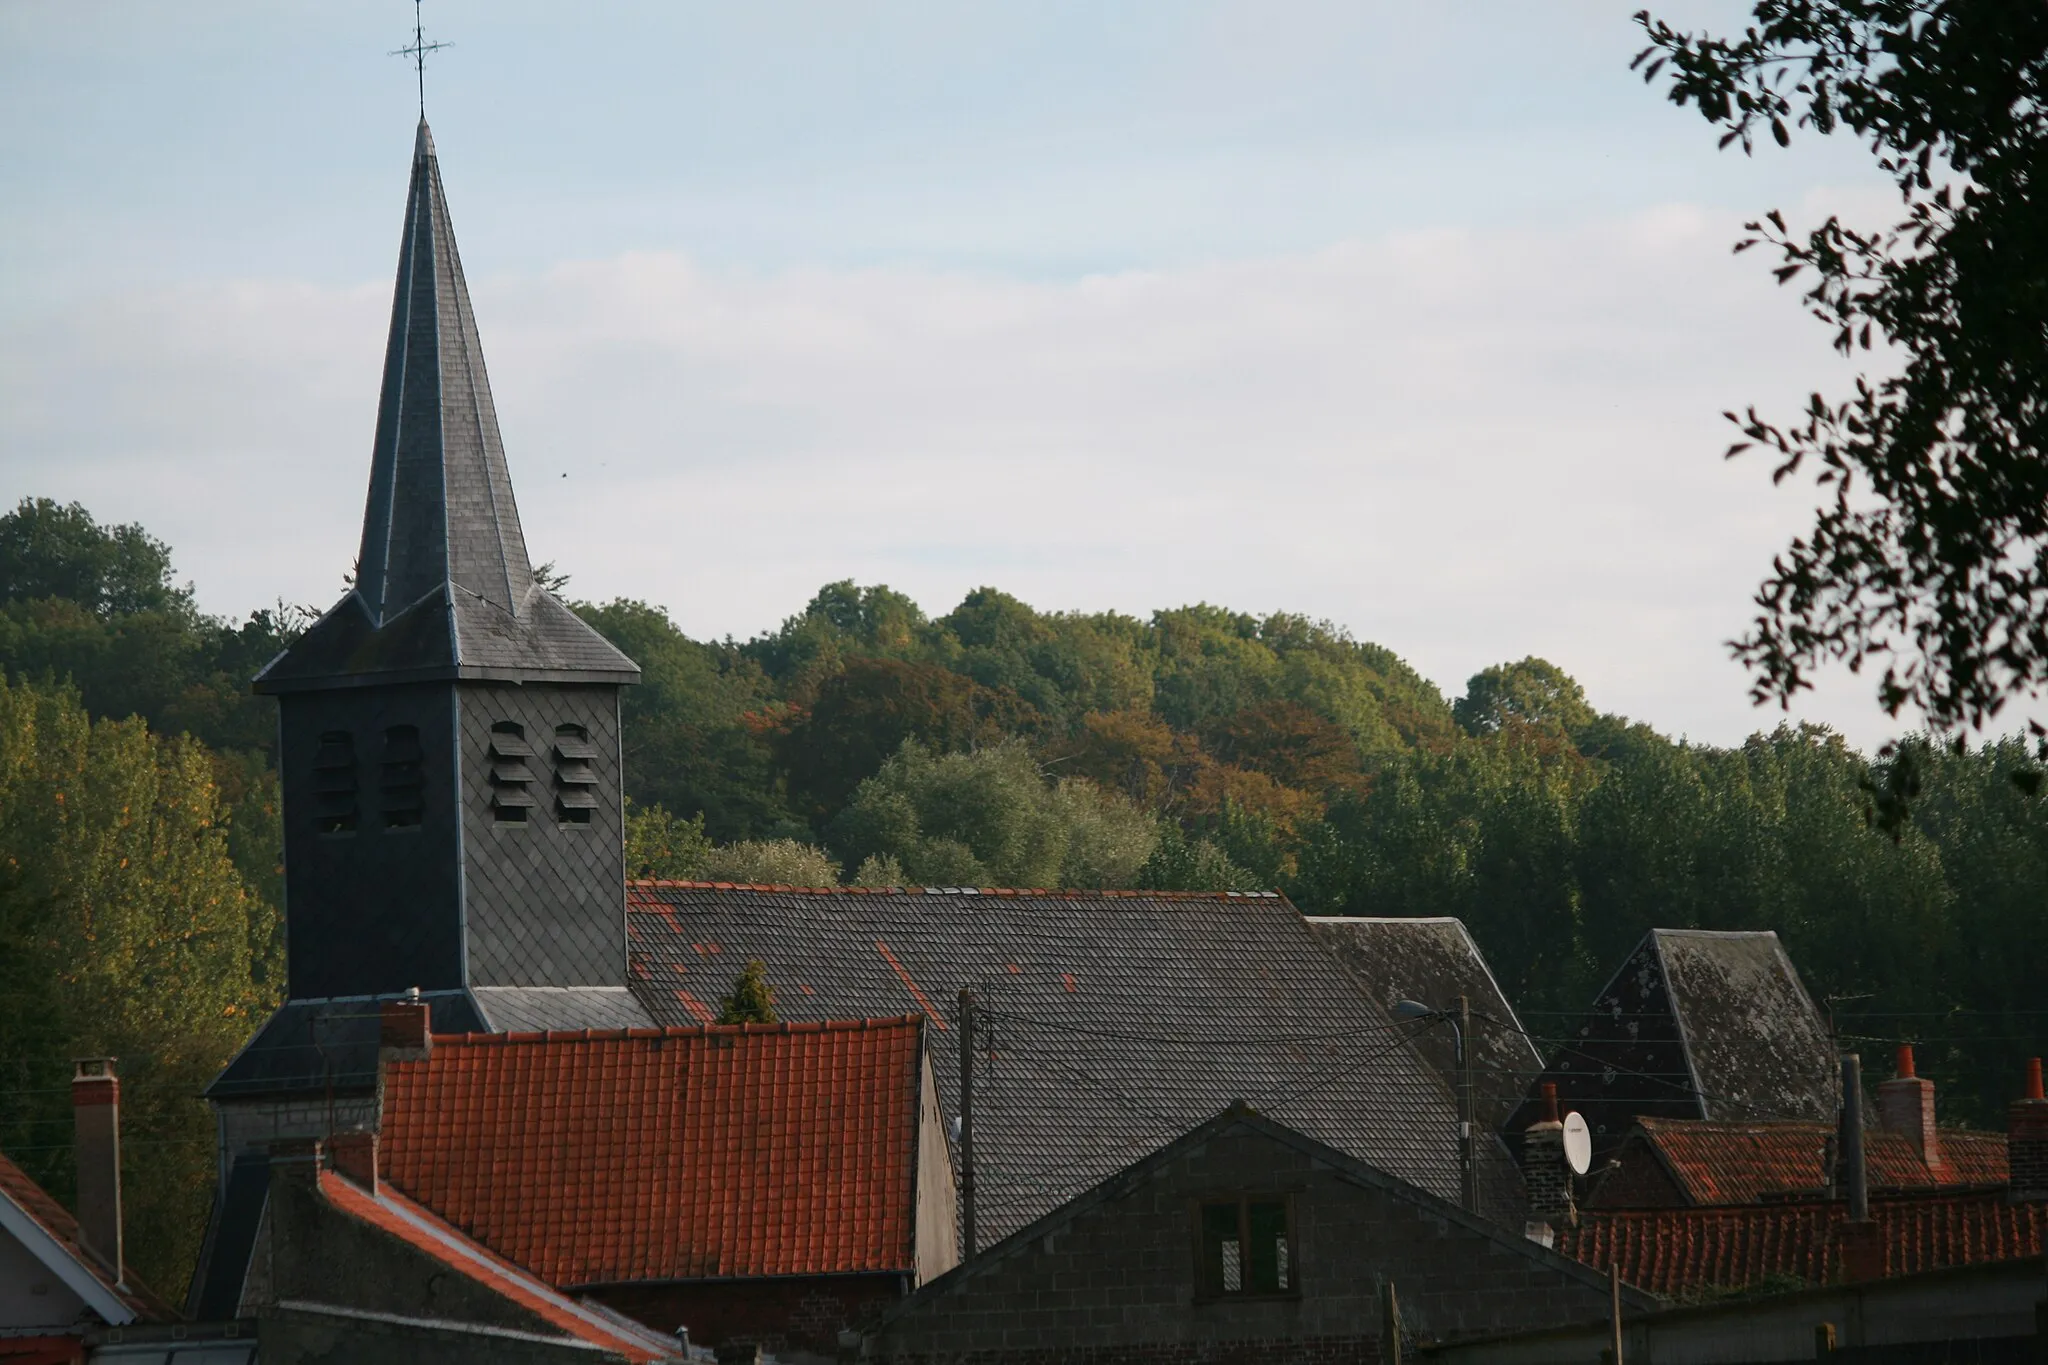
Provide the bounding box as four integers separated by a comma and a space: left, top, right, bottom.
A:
391, 0, 453, 117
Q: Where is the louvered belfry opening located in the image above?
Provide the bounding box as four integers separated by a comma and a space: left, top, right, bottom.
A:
381, 724, 425, 829
489, 721, 536, 824
313, 731, 358, 836
554, 723, 598, 825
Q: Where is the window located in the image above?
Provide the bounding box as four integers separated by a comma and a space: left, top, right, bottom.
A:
552, 723, 598, 825
312, 731, 357, 835
1195, 1197, 1294, 1298
488, 722, 534, 824
380, 725, 424, 829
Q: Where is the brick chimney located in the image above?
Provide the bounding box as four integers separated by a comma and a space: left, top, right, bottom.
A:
2009, 1057, 2048, 1204
330, 1131, 379, 1196
1877, 1045, 1943, 1176
1523, 1082, 1574, 1225
379, 989, 432, 1060
71, 1058, 122, 1283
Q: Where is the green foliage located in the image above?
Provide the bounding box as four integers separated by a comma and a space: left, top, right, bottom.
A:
701, 839, 841, 887
0, 677, 278, 1294
624, 802, 716, 879
717, 959, 779, 1025
575, 600, 793, 842
0, 498, 193, 619
829, 740, 1156, 889
1454, 657, 1595, 738
1634, 4, 2048, 738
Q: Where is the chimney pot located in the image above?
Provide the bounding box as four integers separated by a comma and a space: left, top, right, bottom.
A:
70, 1058, 122, 1283
2009, 1058, 2048, 1204
379, 996, 432, 1057
1876, 1046, 1942, 1175
1524, 1084, 1572, 1224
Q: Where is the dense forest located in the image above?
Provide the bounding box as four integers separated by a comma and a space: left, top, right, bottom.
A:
3, 496, 2044, 1294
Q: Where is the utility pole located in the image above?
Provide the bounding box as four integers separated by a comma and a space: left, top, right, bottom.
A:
958, 988, 976, 1262
1609, 1262, 1624, 1365
1457, 993, 1475, 1213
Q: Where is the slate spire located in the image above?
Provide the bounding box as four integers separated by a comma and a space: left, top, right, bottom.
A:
257, 124, 636, 692
357, 120, 531, 625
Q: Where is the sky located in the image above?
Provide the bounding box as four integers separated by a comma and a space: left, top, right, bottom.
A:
0, 1, 1979, 751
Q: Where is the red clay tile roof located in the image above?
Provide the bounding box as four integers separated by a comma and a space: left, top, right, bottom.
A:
315, 1170, 677, 1362
1601, 1117, 2008, 1207
378, 1017, 928, 1287
1561, 1190, 2045, 1297
0, 1150, 174, 1323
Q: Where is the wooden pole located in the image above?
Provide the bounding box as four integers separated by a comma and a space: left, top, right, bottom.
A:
958, 987, 976, 1262
1609, 1262, 1624, 1365
1379, 1279, 1403, 1365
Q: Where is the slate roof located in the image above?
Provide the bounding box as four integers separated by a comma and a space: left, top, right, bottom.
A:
0, 1150, 175, 1324
1588, 1116, 2009, 1209
206, 988, 654, 1099
378, 1019, 931, 1285
1302, 916, 1543, 1131
1560, 1190, 2047, 1297
1507, 930, 1838, 1163
623, 883, 1486, 1242
314, 1168, 682, 1363
255, 121, 636, 693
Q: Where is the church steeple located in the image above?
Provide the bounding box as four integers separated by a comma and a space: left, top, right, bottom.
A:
357, 120, 532, 626
250, 123, 639, 1005
256, 122, 635, 693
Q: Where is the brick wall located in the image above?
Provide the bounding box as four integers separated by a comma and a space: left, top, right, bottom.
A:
866, 1122, 1619, 1365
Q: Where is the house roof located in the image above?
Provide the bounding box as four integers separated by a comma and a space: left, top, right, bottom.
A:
0, 1150, 173, 1325
1508, 929, 1838, 1161
377, 1018, 930, 1286
255, 120, 636, 694
314, 1168, 679, 1363
622, 882, 1483, 1243
1302, 916, 1544, 1131
1560, 1189, 2046, 1297
1590, 1116, 2009, 1208
871, 1105, 1657, 1341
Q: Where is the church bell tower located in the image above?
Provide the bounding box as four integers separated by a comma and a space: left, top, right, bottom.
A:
254, 122, 641, 1002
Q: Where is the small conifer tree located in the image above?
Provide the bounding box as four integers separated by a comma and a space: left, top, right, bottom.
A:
717, 959, 779, 1025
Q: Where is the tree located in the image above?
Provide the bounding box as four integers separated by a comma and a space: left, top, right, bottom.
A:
828, 740, 1157, 889
0, 498, 192, 619
1634, 3, 2048, 741
1453, 658, 1595, 738
0, 678, 277, 1293
718, 960, 779, 1025
772, 657, 1033, 823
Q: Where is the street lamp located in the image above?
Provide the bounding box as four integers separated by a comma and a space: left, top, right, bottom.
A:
1392, 995, 1477, 1213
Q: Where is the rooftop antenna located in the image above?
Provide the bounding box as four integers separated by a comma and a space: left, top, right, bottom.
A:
391, 0, 453, 118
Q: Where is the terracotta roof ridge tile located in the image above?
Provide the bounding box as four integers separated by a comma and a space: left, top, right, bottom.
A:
422, 1014, 926, 1046
626, 879, 1283, 901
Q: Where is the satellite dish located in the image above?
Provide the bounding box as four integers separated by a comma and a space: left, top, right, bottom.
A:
1562, 1111, 1592, 1176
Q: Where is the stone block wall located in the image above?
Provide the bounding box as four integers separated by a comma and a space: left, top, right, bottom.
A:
867, 1125, 1619, 1365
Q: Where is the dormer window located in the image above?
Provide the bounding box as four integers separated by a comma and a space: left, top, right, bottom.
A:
380, 725, 424, 829
312, 731, 357, 835
553, 724, 598, 826
489, 722, 534, 824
